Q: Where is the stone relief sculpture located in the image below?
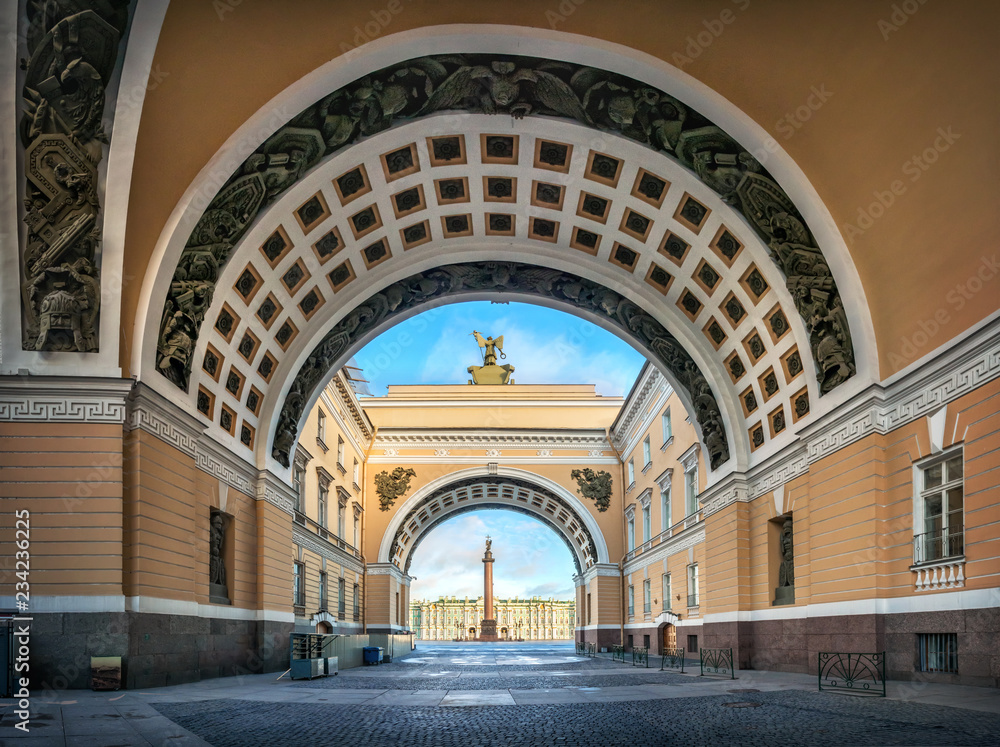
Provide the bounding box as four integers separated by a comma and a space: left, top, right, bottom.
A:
570, 468, 613, 513
156, 53, 855, 394
19, 1, 132, 352
774, 516, 794, 606
374, 466, 417, 512
270, 262, 731, 471
209, 511, 229, 604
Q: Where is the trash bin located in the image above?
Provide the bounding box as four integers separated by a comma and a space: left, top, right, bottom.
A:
363, 646, 383, 665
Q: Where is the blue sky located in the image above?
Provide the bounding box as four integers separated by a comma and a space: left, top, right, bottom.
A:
407, 511, 579, 602
354, 300, 646, 396
355, 301, 644, 601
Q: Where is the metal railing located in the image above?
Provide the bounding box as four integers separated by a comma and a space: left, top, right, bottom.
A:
913, 528, 964, 564
632, 646, 649, 668
576, 641, 587, 655
624, 514, 703, 563
660, 647, 686, 673
643, 602, 651, 614
818, 652, 886, 697
687, 594, 699, 608
699, 648, 735, 679
627, 605, 634, 617
611, 645, 625, 663
576, 641, 598, 658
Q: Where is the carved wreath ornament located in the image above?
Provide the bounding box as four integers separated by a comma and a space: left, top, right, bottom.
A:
571, 468, 613, 512
374, 467, 416, 511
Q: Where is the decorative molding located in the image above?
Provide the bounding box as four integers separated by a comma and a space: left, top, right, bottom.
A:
582, 563, 621, 582
0, 376, 132, 423
197, 435, 255, 497
331, 372, 373, 441
611, 365, 673, 455
655, 468, 674, 490
912, 558, 965, 592
679, 443, 700, 473
374, 430, 611, 449
125, 382, 204, 457
383, 448, 399, 456
747, 443, 809, 499
435, 449, 450, 457
588, 449, 606, 458
485, 448, 502, 458
536, 449, 552, 457
292, 523, 364, 575
255, 469, 296, 515
698, 473, 749, 518
637, 488, 653, 509
366, 562, 406, 581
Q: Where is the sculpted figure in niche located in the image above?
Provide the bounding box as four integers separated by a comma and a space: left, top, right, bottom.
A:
778, 517, 794, 588
210, 512, 226, 588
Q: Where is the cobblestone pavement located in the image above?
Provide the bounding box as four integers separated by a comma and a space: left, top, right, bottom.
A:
154, 690, 1000, 747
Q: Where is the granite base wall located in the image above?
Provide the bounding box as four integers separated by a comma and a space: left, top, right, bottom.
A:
703, 607, 999, 687
577, 628, 625, 651
27, 611, 293, 691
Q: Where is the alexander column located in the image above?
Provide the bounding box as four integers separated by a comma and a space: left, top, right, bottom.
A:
479, 536, 499, 641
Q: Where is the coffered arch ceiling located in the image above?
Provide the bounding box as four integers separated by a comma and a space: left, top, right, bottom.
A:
136, 32, 879, 479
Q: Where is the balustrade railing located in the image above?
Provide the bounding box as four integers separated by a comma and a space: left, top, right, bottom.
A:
611, 645, 625, 663
818, 652, 885, 697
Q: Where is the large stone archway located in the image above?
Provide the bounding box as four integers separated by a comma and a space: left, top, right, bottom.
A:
377, 467, 613, 576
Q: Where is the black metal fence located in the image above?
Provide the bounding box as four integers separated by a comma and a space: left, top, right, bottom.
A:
576, 641, 598, 658
699, 647, 735, 679
660, 647, 686, 673
913, 528, 964, 564
611, 644, 625, 663
632, 646, 649, 668
818, 652, 886, 697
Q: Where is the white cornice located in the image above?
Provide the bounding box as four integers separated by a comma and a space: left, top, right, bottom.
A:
655, 468, 674, 489
373, 430, 610, 448
623, 523, 705, 576
582, 563, 621, 583
611, 366, 673, 455
637, 488, 653, 508
0, 376, 133, 423
367, 562, 406, 581
679, 443, 700, 472
367, 455, 620, 465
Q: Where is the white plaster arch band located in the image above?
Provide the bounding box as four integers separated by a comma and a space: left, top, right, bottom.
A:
376, 466, 612, 573
134, 24, 876, 390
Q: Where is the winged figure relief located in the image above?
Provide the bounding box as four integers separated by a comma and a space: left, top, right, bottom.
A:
420, 61, 590, 121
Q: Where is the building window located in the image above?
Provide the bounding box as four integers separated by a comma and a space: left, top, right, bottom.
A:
352, 458, 360, 486
661, 483, 671, 531
685, 461, 698, 516
353, 513, 360, 549
642, 503, 651, 542
318, 571, 327, 610
687, 564, 699, 607
627, 634, 633, 650
292, 463, 305, 513
353, 583, 360, 620
642, 436, 651, 468
318, 481, 328, 528
643, 634, 650, 649
915, 452, 964, 563
643, 578, 651, 614
627, 459, 635, 488
338, 499, 345, 538
293, 562, 305, 607
338, 577, 346, 618
662, 408, 672, 444
627, 515, 635, 550
662, 573, 671, 611
337, 436, 345, 471
919, 633, 958, 673
687, 634, 698, 653
627, 585, 634, 617
317, 409, 327, 446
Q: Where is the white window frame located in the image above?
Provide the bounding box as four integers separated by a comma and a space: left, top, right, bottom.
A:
681, 445, 700, 517
687, 563, 699, 607
627, 515, 635, 550
662, 573, 671, 611
627, 585, 634, 617
661, 407, 672, 447
627, 458, 635, 488
318, 481, 329, 528
642, 436, 651, 469
912, 448, 965, 564
643, 578, 651, 614
317, 409, 327, 446
642, 504, 651, 542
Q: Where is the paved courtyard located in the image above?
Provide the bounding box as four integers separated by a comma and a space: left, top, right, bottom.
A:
3, 642, 1000, 745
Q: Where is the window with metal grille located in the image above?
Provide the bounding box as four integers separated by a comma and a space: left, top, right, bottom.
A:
687, 563, 699, 607
914, 452, 964, 563
919, 633, 958, 673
